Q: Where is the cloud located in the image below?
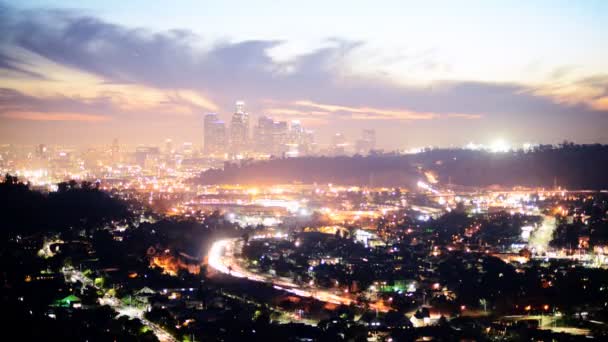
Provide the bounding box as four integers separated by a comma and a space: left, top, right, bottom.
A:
0, 85, 218, 121
549, 65, 578, 80
533, 74, 608, 111
292, 100, 439, 120
0, 52, 47, 79
0, 3, 606, 145
445, 113, 483, 119
2, 111, 109, 122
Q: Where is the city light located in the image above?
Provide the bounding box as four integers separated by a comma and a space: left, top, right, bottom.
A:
489, 139, 511, 153
1, 2, 606, 340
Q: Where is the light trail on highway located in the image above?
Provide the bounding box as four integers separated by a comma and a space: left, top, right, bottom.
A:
208, 238, 389, 312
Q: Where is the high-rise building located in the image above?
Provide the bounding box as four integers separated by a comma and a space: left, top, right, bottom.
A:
182, 142, 194, 156
301, 129, 315, 155
36, 144, 48, 158
204, 113, 227, 155
235, 100, 245, 115
289, 120, 303, 142
165, 138, 174, 155
135, 146, 160, 168
230, 101, 250, 154
332, 133, 347, 156
285, 120, 315, 157
273, 120, 289, 156
254, 116, 276, 154
254, 115, 314, 157
110, 139, 119, 162
356, 129, 376, 155
363, 129, 376, 148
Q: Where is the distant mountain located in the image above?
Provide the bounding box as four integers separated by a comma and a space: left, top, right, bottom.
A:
194, 144, 608, 189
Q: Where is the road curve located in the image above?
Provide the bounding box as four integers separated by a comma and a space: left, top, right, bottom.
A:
208, 238, 389, 312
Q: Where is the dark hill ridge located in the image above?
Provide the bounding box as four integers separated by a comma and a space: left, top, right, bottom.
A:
195, 144, 608, 189
197, 155, 420, 187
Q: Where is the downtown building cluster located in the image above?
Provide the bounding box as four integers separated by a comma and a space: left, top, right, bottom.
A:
204, 101, 316, 158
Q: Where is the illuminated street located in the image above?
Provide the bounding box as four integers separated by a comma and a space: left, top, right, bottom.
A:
208, 238, 355, 306
63, 267, 177, 342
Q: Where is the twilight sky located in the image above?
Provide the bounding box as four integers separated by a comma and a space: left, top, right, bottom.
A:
1, 0, 607, 149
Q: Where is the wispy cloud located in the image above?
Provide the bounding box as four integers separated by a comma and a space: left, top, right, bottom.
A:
292, 100, 438, 120
2, 111, 110, 122
0, 3, 606, 145
445, 113, 482, 119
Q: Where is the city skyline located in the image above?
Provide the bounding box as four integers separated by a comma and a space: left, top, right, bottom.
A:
3, 3, 608, 340
1, 1, 607, 149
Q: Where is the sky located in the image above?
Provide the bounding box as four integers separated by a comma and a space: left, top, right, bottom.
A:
1, 0, 607, 149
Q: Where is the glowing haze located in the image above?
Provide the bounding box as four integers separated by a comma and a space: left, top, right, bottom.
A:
1, 0, 607, 148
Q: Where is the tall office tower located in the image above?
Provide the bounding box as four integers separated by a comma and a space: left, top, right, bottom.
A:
165, 138, 174, 154
235, 100, 245, 115
182, 142, 194, 156
135, 146, 160, 168
356, 129, 376, 155
363, 129, 376, 149
290, 120, 304, 143
204, 113, 227, 155
284, 120, 306, 157
254, 116, 276, 154
301, 129, 315, 155
332, 133, 348, 156
36, 144, 48, 158
111, 138, 119, 162
273, 120, 289, 156
34, 143, 49, 168
230, 101, 250, 154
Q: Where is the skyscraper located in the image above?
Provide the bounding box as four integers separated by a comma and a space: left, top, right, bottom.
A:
254, 115, 314, 157
110, 139, 119, 162
182, 142, 194, 156
204, 113, 227, 155
332, 133, 347, 156
230, 101, 250, 154
356, 129, 376, 155
165, 138, 174, 154
254, 116, 276, 154
272, 120, 289, 156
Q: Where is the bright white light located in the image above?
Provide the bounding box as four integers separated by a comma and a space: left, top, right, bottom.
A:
417, 214, 430, 221
489, 139, 510, 153
465, 142, 483, 150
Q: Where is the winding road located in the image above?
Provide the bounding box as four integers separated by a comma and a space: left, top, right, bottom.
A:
207, 238, 389, 312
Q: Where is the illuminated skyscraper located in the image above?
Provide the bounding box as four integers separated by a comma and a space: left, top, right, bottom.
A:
135, 146, 160, 168
332, 133, 347, 156
254, 115, 314, 157
36, 144, 48, 158
165, 138, 174, 154
356, 129, 376, 155
254, 116, 276, 154
204, 113, 226, 155
110, 139, 119, 162
230, 101, 250, 154
273, 120, 289, 156
285, 120, 314, 157
235, 100, 245, 115
182, 142, 194, 156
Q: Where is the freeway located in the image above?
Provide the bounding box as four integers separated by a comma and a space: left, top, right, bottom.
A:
208, 238, 389, 312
